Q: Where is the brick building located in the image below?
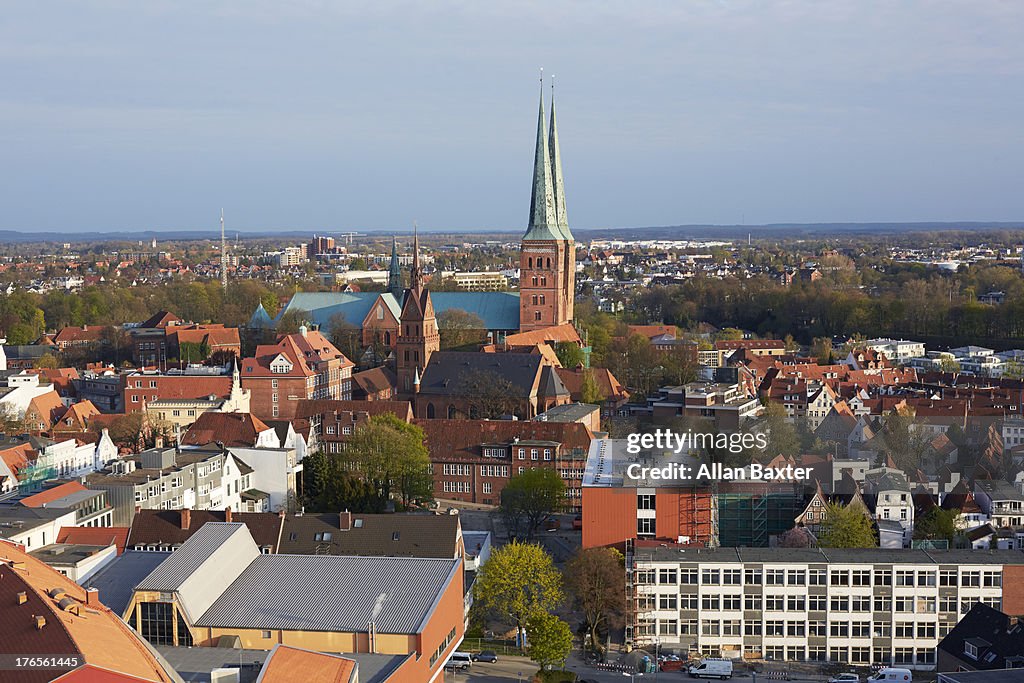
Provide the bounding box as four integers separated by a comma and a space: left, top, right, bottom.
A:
418, 418, 594, 510
241, 328, 354, 420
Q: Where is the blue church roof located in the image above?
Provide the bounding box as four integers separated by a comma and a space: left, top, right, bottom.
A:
268, 290, 521, 332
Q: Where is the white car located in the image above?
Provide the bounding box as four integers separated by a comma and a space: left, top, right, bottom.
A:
828, 675, 860, 683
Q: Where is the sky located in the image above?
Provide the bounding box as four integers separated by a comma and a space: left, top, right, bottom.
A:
2, 1, 1023, 233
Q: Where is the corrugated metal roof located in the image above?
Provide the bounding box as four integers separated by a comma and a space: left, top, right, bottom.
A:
430, 292, 520, 330
137, 522, 259, 622
195, 554, 460, 634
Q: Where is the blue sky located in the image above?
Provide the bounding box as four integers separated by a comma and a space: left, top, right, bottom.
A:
2, 1, 1022, 233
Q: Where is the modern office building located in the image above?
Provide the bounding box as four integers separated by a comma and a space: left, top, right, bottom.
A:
627, 545, 1024, 669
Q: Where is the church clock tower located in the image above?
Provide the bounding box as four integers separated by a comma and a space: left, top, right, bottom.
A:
520, 77, 575, 332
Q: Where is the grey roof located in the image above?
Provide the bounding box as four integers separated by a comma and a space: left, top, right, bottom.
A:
278, 513, 460, 558
634, 546, 1024, 566
534, 403, 600, 423
195, 554, 460, 634
156, 646, 268, 683
85, 550, 172, 618
419, 351, 544, 397
0, 505, 71, 540
976, 479, 1024, 502
29, 543, 111, 566
939, 672, 1024, 683
866, 470, 911, 493
137, 522, 260, 622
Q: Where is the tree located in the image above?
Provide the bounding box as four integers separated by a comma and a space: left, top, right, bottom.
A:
527, 612, 572, 671
579, 370, 606, 405
818, 502, 877, 548
764, 401, 800, 457
340, 414, 432, 508
437, 308, 485, 350
328, 312, 362, 364
457, 369, 518, 419
178, 341, 209, 363
276, 308, 309, 335
303, 450, 384, 513
565, 547, 626, 655
554, 341, 585, 369
939, 356, 962, 374
473, 541, 563, 649
914, 506, 959, 544
93, 412, 149, 452
877, 409, 928, 472
34, 353, 60, 369
501, 468, 566, 541
778, 526, 814, 548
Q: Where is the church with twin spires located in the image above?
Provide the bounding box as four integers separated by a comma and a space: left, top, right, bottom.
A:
253, 84, 578, 417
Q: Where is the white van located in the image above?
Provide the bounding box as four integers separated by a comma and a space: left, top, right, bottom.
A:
866, 668, 912, 682
687, 658, 733, 679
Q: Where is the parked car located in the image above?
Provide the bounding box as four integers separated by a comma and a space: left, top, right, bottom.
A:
545, 517, 560, 531
828, 675, 860, 683
867, 669, 912, 682
472, 650, 498, 663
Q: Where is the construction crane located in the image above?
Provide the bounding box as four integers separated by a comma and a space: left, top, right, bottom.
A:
337, 232, 362, 245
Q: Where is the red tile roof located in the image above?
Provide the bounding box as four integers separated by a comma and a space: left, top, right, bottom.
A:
416, 418, 594, 461
57, 527, 130, 555
554, 367, 630, 402
181, 412, 273, 447
20, 481, 90, 508
503, 323, 582, 348
0, 539, 175, 682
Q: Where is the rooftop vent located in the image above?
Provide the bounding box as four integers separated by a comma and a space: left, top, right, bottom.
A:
16, 591, 27, 605
35, 615, 45, 630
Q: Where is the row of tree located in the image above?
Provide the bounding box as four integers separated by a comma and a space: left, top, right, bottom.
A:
472, 541, 626, 670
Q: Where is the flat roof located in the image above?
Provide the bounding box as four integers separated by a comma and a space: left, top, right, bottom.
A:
154, 646, 410, 683
28, 543, 111, 566
85, 550, 172, 618
633, 546, 1024, 566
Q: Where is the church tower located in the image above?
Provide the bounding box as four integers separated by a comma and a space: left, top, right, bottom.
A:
520, 76, 574, 332
396, 226, 439, 394
388, 236, 403, 300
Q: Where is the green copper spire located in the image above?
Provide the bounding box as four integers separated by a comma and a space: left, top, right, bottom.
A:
388, 235, 403, 299
548, 77, 573, 242
524, 72, 561, 242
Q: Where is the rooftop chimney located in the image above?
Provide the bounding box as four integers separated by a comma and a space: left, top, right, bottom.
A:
340, 510, 352, 531
224, 507, 232, 524
85, 588, 99, 607
16, 591, 27, 605
180, 508, 191, 530
35, 615, 45, 630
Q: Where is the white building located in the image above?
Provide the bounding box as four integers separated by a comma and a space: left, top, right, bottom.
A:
864, 339, 926, 363
629, 546, 1017, 670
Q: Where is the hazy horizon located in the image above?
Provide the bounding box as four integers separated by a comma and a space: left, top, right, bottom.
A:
3, 2, 1023, 233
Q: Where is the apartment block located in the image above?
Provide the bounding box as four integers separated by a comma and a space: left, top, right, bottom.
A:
627, 546, 1024, 670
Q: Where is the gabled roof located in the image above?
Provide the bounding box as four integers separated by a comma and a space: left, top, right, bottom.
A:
418, 351, 546, 397
352, 366, 396, 398
296, 400, 413, 422
257, 645, 357, 683
555, 366, 630, 402
937, 602, 1024, 671
278, 513, 460, 558
136, 522, 260, 623
503, 323, 581, 348
181, 411, 274, 447
127, 510, 283, 551
138, 311, 181, 329
0, 539, 176, 682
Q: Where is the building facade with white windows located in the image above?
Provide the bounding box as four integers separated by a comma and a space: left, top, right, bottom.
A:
627, 546, 1024, 670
